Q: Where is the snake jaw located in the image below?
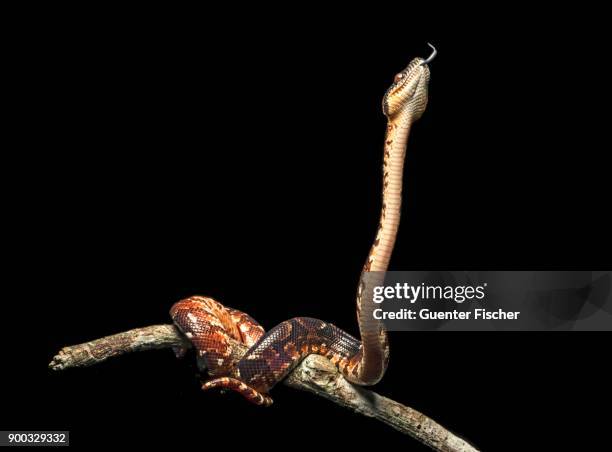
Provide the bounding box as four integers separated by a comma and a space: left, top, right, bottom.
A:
382, 57, 430, 119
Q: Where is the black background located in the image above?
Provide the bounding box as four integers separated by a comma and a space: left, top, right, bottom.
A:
5, 6, 611, 451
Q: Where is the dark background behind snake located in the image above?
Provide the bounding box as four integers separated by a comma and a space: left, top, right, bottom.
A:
3, 5, 611, 452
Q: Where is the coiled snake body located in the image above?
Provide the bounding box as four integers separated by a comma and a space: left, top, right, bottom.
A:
171, 48, 433, 406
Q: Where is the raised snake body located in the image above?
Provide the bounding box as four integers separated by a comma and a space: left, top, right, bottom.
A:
171, 49, 432, 406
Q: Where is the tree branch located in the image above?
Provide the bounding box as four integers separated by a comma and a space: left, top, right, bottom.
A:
49, 325, 478, 452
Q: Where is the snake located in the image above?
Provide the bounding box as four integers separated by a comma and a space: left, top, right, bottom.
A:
170, 45, 434, 406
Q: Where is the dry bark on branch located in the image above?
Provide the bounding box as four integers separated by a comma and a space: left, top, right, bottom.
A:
49, 324, 478, 452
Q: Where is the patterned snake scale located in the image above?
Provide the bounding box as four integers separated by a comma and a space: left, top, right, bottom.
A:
171, 48, 433, 406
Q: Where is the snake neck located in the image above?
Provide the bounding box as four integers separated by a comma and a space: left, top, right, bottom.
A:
348, 111, 414, 386
366, 111, 413, 274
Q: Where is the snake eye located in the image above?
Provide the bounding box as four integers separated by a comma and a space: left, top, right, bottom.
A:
394, 72, 405, 83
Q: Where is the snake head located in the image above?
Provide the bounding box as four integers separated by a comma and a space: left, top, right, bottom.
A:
382, 50, 433, 120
